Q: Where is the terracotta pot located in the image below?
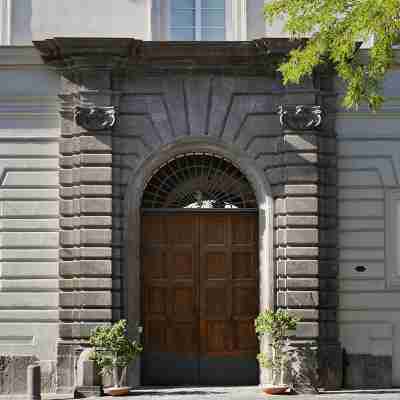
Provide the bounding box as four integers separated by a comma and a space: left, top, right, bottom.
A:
262, 385, 289, 395
104, 386, 130, 396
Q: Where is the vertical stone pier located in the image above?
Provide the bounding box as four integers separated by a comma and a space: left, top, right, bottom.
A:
276, 105, 341, 388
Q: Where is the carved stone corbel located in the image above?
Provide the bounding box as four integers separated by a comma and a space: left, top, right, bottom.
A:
75, 105, 117, 131
278, 105, 324, 131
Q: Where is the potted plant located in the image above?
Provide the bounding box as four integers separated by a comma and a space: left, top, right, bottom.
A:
89, 319, 143, 397
255, 309, 299, 395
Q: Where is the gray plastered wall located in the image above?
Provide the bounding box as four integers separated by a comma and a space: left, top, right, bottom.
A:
0, 47, 60, 394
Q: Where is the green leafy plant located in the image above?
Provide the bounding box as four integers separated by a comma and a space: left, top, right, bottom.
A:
89, 319, 142, 388
264, 0, 400, 111
255, 310, 299, 386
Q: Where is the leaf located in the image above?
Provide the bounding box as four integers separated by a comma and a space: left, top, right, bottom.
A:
264, 0, 400, 110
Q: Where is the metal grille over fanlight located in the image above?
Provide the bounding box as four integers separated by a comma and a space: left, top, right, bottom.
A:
142, 154, 257, 209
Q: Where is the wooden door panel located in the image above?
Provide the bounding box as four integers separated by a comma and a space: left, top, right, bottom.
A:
232, 251, 257, 280
232, 284, 259, 316
205, 252, 228, 279
142, 214, 199, 385
202, 215, 227, 244
142, 212, 258, 385
171, 251, 195, 279
203, 284, 231, 319
167, 323, 198, 354
142, 215, 166, 243
231, 214, 257, 243
143, 251, 167, 280
170, 285, 196, 321
234, 320, 258, 351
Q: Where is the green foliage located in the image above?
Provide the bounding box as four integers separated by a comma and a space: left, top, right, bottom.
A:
264, 0, 400, 110
255, 310, 299, 385
89, 319, 142, 387
255, 309, 298, 339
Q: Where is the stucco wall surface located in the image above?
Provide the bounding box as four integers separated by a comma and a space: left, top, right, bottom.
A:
32, 0, 150, 41
336, 61, 400, 388
4, 0, 271, 44
0, 46, 60, 393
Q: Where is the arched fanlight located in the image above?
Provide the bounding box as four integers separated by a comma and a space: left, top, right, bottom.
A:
141, 153, 257, 209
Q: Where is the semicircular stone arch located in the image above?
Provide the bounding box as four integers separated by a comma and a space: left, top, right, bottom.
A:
141, 152, 258, 209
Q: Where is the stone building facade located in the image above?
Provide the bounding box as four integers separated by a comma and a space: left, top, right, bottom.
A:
0, 0, 400, 395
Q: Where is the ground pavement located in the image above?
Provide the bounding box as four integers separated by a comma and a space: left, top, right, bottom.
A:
94, 387, 400, 400
4, 387, 400, 400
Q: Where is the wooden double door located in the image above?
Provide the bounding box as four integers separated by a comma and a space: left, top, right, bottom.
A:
141, 212, 259, 385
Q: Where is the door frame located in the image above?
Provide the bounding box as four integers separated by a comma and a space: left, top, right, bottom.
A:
123, 138, 274, 386
140, 208, 260, 385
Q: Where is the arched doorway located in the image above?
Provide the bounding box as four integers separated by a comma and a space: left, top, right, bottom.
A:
140, 153, 260, 385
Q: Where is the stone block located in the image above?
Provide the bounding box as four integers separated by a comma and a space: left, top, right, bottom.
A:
60, 187, 74, 199
81, 153, 112, 165
56, 342, 79, 390
81, 291, 112, 307
59, 261, 80, 276
59, 169, 74, 185
0, 355, 38, 394
80, 229, 112, 245
80, 167, 112, 184
286, 215, 319, 227
283, 152, 318, 165
278, 291, 319, 307
80, 185, 113, 196
295, 322, 319, 338
284, 278, 319, 289
286, 197, 318, 213
274, 198, 285, 214
283, 133, 318, 152
286, 229, 318, 245
60, 138, 75, 156
60, 230, 79, 246
287, 166, 319, 182
285, 184, 318, 196
288, 309, 319, 321
60, 308, 112, 321
80, 260, 112, 276
265, 167, 285, 185
80, 135, 112, 152
81, 198, 112, 214
285, 247, 319, 258
60, 247, 79, 260
80, 215, 113, 227
80, 247, 112, 259
76, 349, 101, 387
60, 278, 112, 290
60, 155, 78, 168
344, 353, 392, 389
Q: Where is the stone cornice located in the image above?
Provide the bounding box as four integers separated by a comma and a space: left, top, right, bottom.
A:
33, 37, 306, 74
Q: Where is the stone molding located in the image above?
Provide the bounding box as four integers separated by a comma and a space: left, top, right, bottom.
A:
33, 37, 304, 74
75, 105, 117, 131
278, 104, 324, 131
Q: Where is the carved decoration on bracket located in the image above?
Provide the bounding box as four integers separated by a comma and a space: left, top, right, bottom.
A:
278, 105, 324, 131
75, 106, 117, 131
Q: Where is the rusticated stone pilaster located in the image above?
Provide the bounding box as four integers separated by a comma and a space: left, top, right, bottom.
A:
57, 66, 116, 392
277, 104, 341, 389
